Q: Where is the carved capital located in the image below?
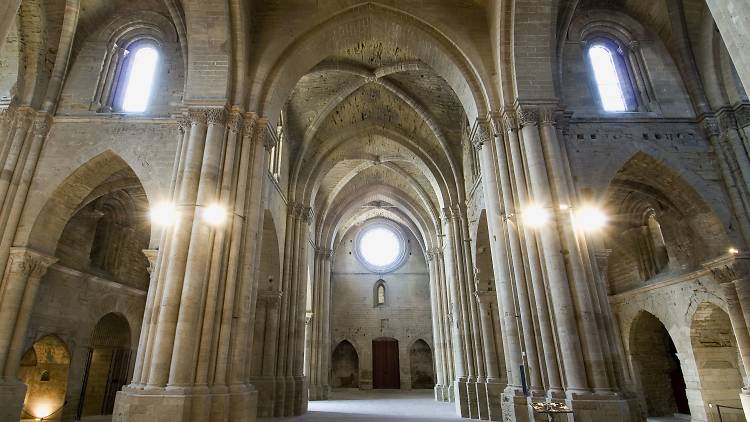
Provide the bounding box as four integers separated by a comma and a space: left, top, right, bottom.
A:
228, 111, 244, 133
177, 115, 190, 135
142, 249, 159, 274
6, 247, 58, 280
32, 114, 51, 137
188, 109, 208, 126
539, 107, 557, 127
14, 107, 35, 128
703, 253, 750, 284
205, 108, 227, 126
471, 119, 493, 150
516, 107, 539, 128
718, 111, 738, 133
501, 110, 518, 132
701, 117, 721, 138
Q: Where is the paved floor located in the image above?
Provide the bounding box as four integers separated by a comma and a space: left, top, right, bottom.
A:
259, 389, 465, 422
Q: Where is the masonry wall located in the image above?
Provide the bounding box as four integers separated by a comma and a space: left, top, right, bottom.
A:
331, 224, 433, 390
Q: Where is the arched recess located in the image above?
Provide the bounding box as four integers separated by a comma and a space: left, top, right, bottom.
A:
331, 340, 359, 389
255, 3, 490, 125
409, 339, 435, 389
79, 313, 132, 418
604, 152, 730, 294
18, 334, 70, 421
23, 151, 152, 258
629, 310, 690, 417
690, 303, 745, 417
248, 210, 283, 416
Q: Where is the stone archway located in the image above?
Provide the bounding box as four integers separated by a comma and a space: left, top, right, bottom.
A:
79, 313, 132, 418
409, 339, 435, 389
331, 340, 359, 389
18, 335, 70, 421
629, 311, 690, 417
691, 302, 745, 421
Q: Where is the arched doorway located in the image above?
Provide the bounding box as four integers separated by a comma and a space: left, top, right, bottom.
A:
691, 303, 744, 420
372, 338, 400, 389
409, 339, 434, 389
630, 311, 690, 417
331, 340, 359, 388
18, 335, 70, 421
78, 313, 132, 418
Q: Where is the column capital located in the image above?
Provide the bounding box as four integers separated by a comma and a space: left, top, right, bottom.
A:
256, 118, 276, 151
6, 247, 58, 279
31, 113, 51, 137
701, 116, 721, 138
188, 108, 208, 125
736, 104, 750, 129
470, 118, 492, 150
500, 109, 518, 132
142, 249, 159, 274
205, 107, 228, 126
227, 110, 244, 133
176, 115, 190, 135
13, 106, 35, 128
703, 253, 750, 284
315, 247, 333, 258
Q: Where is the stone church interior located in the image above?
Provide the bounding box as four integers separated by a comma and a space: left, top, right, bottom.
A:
1, 0, 750, 421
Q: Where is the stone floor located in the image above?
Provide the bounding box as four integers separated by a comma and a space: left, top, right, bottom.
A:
259, 389, 465, 422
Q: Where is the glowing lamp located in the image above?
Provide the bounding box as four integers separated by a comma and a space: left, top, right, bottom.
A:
150, 202, 177, 227
729, 247, 740, 255
202, 204, 227, 226
523, 205, 550, 228
574, 206, 607, 232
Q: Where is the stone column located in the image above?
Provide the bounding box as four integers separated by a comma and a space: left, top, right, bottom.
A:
537, 107, 611, 392
114, 109, 260, 422
434, 248, 455, 401
704, 254, 750, 419
426, 250, 447, 401
308, 247, 332, 401
516, 106, 589, 394
0, 247, 57, 422
475, 291, 503, 421
497, 111, 564, 396
0, 107, 33, 220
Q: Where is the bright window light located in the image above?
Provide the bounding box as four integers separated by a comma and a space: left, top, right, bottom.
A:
202, 203, 227, 226
359, 227, 401, 268
523, 205, 550, 228
121, 46, 159, 113
589, 45, 627, 112
150, 202, 177, 227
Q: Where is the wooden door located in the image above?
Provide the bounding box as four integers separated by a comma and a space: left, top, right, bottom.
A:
372, 339, 400, 389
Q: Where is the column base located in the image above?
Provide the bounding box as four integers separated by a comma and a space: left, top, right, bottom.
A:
308, 383, 330, 401
249, 376, 278, 417
293, 376, 308, 415
501, 388, 532, 422
0, 377, 26, 422
476, 379, 489, 420
466, 378, 479, 419
564, 391, 637, 422
485, 380, 504, 421
454, 379, 471, 417
113, 384, 257, 422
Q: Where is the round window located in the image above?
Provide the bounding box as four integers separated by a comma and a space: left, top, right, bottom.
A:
355, 223, 407, 273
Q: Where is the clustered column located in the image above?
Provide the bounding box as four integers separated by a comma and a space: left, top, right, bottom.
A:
114, 108, 269, 422
470, 105, 633, 421
307, 247, 332, 401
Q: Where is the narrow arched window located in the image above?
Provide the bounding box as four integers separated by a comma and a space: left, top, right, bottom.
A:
374, 280, 386, 306
588, 44, 629, 112
118, 44, 159, 113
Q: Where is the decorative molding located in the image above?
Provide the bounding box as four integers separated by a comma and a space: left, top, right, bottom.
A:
32, 114, 52, 137
228, 111, 243, 133
516, 108, 539, 128
501, 109, 518, 132
7, 247, 58, 280
702, 253, 750, 284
